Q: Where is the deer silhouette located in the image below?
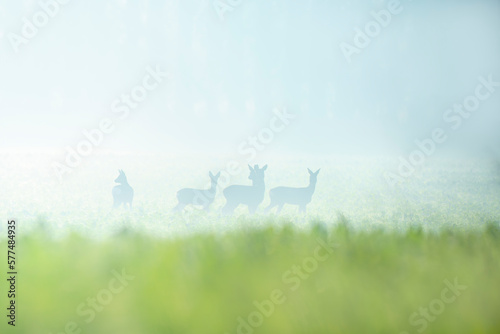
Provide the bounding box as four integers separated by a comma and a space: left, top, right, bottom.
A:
265, 168, 320, 214
222, 164, 267, 214
174, 171, 221, 212
112, 170, 134, 208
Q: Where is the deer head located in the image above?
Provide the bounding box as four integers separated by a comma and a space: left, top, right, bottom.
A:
307, 168, 320, 185
209, 171, 221, 186
248, 164, 268, 183
115, 170, 128, 184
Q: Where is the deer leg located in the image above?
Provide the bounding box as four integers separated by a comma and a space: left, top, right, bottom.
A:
222, 202, 237, 215
248, 205, 258, 214
173, 202, 185, 212
276, 204, 284, 214
265, 201, 277, 213
299, 204, 306, 213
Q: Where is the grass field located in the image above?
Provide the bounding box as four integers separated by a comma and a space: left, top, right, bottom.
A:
0, 151, 500, 333
1, 220, 500, 334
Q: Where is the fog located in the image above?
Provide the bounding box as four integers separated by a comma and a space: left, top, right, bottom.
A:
1, 0, 499, 158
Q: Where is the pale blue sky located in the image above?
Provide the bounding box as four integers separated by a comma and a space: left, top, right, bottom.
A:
0, 0, 499, 156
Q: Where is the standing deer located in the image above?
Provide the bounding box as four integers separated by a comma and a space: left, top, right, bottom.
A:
265, 168, 320, 214
174, 171, 221, 212
112, 170, 134, 208
223, 164, 268, 214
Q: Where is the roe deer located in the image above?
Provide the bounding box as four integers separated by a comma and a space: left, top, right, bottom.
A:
265, 168, 320, 214
174, 171, 221, 211
223, 164, 267, 214
112, 170, 134, 208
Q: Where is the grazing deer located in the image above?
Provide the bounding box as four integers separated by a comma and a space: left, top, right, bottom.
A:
266, 168, 320, 214
112, 170, 134, 208
223, 164, 267, 214
174, 171, 221, 212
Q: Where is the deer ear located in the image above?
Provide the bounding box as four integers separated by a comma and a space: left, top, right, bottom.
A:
261, 164, 267, 171
248, 165, 254, 171
308, 168, 313, 175
315, 169, 321, 175
209, 171, 214, 178
216, 172, 221, 178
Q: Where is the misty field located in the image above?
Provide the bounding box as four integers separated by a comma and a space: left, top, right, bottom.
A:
1, 152, 500, 333
1, 151, 500, 237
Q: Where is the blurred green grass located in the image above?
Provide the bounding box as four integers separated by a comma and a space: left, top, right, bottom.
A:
1, 219, 499, 334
